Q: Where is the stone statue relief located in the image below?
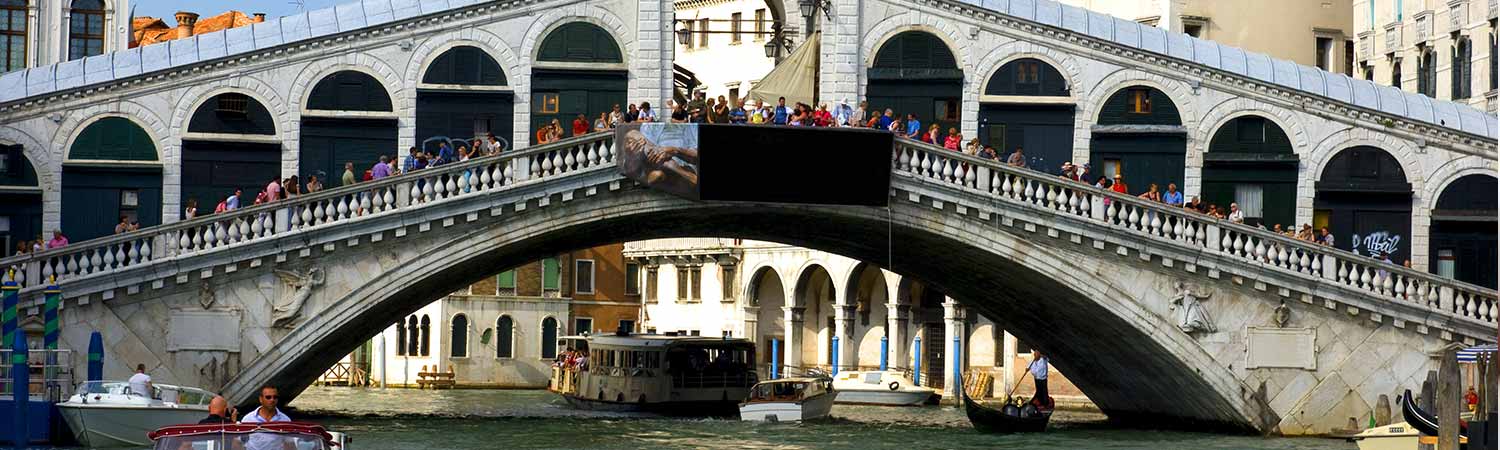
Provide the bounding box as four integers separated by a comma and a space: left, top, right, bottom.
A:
272, 268, 326, 328
1170, 282, 1215, 334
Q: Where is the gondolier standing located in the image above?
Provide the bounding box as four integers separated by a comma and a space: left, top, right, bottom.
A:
1028, 351, 1051, 409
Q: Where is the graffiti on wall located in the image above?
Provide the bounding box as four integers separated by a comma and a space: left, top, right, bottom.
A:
1351, 231, 1402, 258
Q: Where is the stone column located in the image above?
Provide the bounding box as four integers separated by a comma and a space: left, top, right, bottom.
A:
741, 306, 759, 343
816, 0, 862, 107
886, 302, 909, 370
782, 306, 804, 376
942, 296, 965, 399
834, 302, 855, 371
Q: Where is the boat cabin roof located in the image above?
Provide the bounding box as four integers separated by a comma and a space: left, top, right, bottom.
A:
757, 377, 823, 384
559, 334, 754, 348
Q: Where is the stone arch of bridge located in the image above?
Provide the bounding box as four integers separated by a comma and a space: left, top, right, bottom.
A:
214, 184, 1272, 433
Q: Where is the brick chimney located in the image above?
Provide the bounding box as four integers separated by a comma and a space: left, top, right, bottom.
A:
252, 13, 266, 23
175, 12, 200, 39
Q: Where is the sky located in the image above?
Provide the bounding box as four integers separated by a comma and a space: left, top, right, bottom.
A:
132, 0, 343, 21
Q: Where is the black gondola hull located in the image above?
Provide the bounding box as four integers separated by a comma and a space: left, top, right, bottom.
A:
1401, 389, 1469, 436
961, 393, 1051, 433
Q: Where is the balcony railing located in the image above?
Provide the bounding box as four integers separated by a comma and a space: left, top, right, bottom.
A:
891, 139, 1499, 329
1, 132, 617, 293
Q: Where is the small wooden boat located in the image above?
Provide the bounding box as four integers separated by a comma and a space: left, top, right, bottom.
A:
739, 377, 837, 422
1348, 421, 1418, 450
960, 375, 1051, 433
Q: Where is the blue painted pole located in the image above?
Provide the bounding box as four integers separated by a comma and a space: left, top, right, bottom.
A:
879, 336, 888, 371
913, 337, 922, 386
831, 336, 840, 376
12, 332, 29, 449
952, 336, 962, 398
770, 339, 779, 379
87, 331, 103, 383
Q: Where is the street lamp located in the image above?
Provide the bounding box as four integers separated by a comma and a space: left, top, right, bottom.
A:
676, 27, 691, 46
799, 0, 832, 20
763, 39, 778, 58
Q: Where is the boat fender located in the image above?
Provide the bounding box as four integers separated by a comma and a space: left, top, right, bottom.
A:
888, 381, 900, 391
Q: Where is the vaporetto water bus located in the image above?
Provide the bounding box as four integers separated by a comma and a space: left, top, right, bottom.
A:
549, 333, 758, 416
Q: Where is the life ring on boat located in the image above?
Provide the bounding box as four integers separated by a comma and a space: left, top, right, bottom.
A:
888, 381, 900, 391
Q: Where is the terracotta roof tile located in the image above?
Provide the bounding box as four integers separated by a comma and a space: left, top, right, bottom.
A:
131, 11, 256, 48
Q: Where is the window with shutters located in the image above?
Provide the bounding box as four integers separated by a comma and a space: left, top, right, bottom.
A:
497, 269, 516, 296
406, 316, 420, 356
69, 117, 158, 161
450, 314, 469, 358
625, 263, 640, 296
1128, 89, 1152, 114
1315, 37, 1333, 71
1418, 46, 1437, 97
754, 9, 766, 41
68, 0, 103, 60
1452, 36, 1472, 100
1, 0, 26, 72
422, 46, 507, 86
677, 267, 689, 301
306, 71, 394, 112
1392, 59, 1403, 89
543, 257, 560, 292
495, 316, 514, 358
541, 317, 559, 359
698, 19, 709, 48
575, 259, 595, 294
419, 315, 431, 356
731, 13, 742, 43
396, 319, 408, 356
537, 22, 623, 63
645, 267, 658, 303
720, 266, 736, 301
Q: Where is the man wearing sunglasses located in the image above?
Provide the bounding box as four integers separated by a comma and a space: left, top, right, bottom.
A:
241, 385, 291, 423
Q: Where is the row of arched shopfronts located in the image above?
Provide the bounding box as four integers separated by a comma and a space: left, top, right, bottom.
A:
0, 27, 1493, 288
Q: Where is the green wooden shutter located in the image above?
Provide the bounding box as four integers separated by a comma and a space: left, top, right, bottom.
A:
497, 270, 516, 289
543, 258, 560, 290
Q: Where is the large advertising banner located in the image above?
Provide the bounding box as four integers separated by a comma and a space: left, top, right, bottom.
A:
615, 124, 893, 207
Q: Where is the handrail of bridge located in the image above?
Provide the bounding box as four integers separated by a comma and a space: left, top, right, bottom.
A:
890, 139, 1499, 329
0, 131, 618, 292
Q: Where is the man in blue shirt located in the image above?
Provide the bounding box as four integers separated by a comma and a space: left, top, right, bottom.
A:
1164, 183, 1184, 206
877, 109, 894, 130
773, 97, 790, 125
905, 113, 922, 139
729, 100, 748, 124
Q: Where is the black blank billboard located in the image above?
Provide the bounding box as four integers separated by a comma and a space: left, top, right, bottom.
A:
696, 125, 892, 207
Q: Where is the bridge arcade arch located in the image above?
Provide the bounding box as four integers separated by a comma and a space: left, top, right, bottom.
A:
528, 22, 627, 144
180, 93, 282, 212
865, 30, 964, 137
415, 45, 514, 156
298, 70, 399, 191
1088, 85, 1187, 196
792, 263, 836, 372
1314, 146, 1414, 264
61, 115, 163, 241
0, 145, 41, 257
1428, 173, 1498, 288
1201, 115, 1299, 228
746, 265, 786, 370
978, 56, 1074, 172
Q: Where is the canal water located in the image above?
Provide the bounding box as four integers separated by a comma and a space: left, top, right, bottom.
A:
46, 386, 1356, 449
279, 387, 1351, 450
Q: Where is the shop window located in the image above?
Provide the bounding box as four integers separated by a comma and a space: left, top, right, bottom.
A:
1128, 89, 1152, 114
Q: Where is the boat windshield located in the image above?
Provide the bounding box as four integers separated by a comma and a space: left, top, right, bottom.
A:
153, 431, 327, 450
750, 381, 808, 401
73, 381, 215, 406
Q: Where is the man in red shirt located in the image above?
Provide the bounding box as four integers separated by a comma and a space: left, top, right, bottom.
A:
572, 114, 590, 136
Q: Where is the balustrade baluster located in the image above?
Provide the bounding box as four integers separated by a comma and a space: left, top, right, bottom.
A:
1358, 266, 1372, 291
325, 200, 339, 222
1381, 272, 1394, 296
89, 251, 102, 274
1107, 201, 1119, 225
1148, 212, 1162, 236
445, 174, 459, 197
1127, 207, 1140, 231
1253, 239, 1266, 263
565, 148, 577, 170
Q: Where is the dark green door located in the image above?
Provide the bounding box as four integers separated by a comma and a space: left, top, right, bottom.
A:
979, 104, 1074, 171
61, 166, 162, 241
181, 141, 280, 214
300, 118, 398, 184
1088, 134, 1187, 196
529, 69, 626, 143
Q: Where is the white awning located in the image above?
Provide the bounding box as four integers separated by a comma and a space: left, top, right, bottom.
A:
745, 32, 820, 107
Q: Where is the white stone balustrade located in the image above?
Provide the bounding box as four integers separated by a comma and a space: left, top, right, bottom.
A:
0, 132, 616, 290
891, 139, 1498, 326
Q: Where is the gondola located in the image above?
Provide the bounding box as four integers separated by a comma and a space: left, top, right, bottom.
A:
1400, 389, 1468, 436
960, 375, 1052, 433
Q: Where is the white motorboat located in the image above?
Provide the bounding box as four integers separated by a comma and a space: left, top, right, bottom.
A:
57, 381, 215, 447
1349, 422, 1418, 450
832, 370, 939, 406
739, 377, 836, 422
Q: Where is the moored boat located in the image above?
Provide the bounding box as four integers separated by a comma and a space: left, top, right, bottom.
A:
959, 375, 1051, 433
1400, 389, 1469, 437
1349, 422, 1418, 450
148, 422, 347, 449
830, 370, 939, 406
739, 377, 836, 422
57, 381, 214, 447
549, 333, 758, 416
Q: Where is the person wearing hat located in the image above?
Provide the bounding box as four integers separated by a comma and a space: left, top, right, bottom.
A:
1110, 174, 1129, 195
